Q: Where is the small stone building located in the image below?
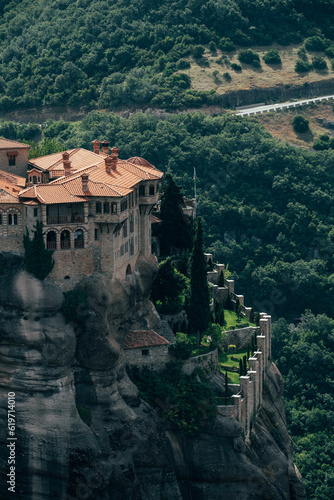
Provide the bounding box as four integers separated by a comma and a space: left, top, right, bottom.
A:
123, 330, 171, 370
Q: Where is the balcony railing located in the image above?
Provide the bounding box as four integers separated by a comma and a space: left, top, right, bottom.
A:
46, 241, 57, 250
61, 240, 71, 249
47, 215, 84, 225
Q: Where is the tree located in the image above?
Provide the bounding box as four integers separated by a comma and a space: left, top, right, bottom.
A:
293, 116, 309, 133
189, 217, 210, 344
159, 173, 192, 255
151, 257, 188, 314
23, 221, 54, 280
263, 49, 281, 65
171, 332, 194, 359
218, 269, 225, 287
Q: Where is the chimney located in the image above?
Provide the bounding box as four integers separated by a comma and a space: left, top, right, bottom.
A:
62, 152, 71, 176
101, 140, 109, 155
92, 139, 100, 154
81, 174, 89, 191
105, 156, 113, 174
110, 153, 117, 170
110, 146, 119, 158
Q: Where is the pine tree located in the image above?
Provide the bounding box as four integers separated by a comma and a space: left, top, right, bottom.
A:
189, 217, 210, 344
159, 173, 192, 255
23, 221, 54, 280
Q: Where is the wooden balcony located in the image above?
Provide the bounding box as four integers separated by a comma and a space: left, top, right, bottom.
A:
47, 215, 84, 225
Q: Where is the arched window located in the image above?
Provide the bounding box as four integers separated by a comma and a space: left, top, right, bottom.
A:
129, 213, 134, 233
46, 231, 57, 250
61, 230, 71, 249
33, 176, 37, 184
74, 229, 84, 248
149, 185, 155, 196
126, 264, 131, 276
139, 185, 145, 196
8, 213, 17, 225
96, 201, 102, 214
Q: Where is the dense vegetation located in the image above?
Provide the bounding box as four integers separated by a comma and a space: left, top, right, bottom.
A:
1, 0, 334, 110
273, 312, 334, 499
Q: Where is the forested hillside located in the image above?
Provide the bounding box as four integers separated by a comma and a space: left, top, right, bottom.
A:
1, 0, 334, 111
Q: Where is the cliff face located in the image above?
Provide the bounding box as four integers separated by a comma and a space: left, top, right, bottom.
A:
0, 254, 303, 500
166, 362, 303, 500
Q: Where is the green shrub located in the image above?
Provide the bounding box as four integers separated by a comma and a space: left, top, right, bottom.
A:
238, 49, 261, 67
297, 47, 308, 61
313, 139, 329, 150
223, 72, 231, 81
177, 59, 191, 70
263, 49, 281, 65
292, 115, 309, 133
219, 37, 235, 52
171, 332, 195, 359
325, 46, 334, 58
312, 56, 327, 70
204, 323, 225, 348
230, 63, 242, 71
295, 60, 312, 72
209, 41, 216, 53
62, 289, 89, 323
319, 134, 330, 142
304, 36, 329, 52
193, 45, 205, 59
76, 404, 92, 426
128, 364, 216, 435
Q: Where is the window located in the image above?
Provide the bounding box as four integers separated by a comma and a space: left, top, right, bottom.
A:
8, 154, 16, 166
129, 213, 134, 233
74, 229, 84, 248
34, 208, 38, 217
8, 213, 17, 225
123, 220, 128, 238
130, 238, 134, 256
95, 228, 99, 241
126, 264, 131, 276
46, 231, 57, 250
61, 230, 71, 249
111, 202, 117, 213
142, 349, 149, 356
96, 202, 102, 214
139, 185, 145, 196
135, 189, 138, 204
33, 176, 37, 184
149, 185, 155, 196
103, 202, 109, 214
0, 214, 2, 224
120, 199, 128, 212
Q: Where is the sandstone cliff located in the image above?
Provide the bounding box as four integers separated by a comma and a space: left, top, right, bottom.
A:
0, 253, 303, 499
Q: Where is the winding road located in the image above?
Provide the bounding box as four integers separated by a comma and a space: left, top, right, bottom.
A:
236, 94, 334, 116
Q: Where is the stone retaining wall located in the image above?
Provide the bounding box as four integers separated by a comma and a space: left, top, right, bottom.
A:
182, 349, 218, 376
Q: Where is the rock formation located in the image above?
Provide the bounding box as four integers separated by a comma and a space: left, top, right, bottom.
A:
0, 252, 303, 499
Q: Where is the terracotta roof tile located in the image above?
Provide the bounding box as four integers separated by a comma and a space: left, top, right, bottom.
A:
0, 137, 30, 149
0, 189, 20, 203
123, 330, 171, 349
0, 170, 26, 187
127, 156, 156, 169
19, 184, 87, 204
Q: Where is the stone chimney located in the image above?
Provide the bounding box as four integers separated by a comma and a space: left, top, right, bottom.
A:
110, 153, 117, 170
81, 174, 89, 191
105, 156, 113, 174
102, 140, 109, 155
110, 146, 119, 158
62, 152, 71, 176
92, 139, 100, 154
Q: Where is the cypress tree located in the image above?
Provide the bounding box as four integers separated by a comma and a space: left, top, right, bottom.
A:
225, 370, 229, 404
159, 173, 192, 255
225, 293, 233, 311
23, 221, 54, 280
243, 355, 247, 375
247, 343, 250, 361
189, 217, 210, 345
249, 307, 255, 323
218, 269, 225, 287
235, 297, 240, 315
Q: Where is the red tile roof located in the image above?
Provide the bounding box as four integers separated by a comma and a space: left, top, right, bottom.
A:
0, 137, 30, 149
123, 330, 171, 349
19, 184, 88, 204
0, 170, 26, 187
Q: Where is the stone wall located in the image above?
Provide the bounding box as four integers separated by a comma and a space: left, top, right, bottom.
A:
182, 349, 218, 376
124, 344, 171, 370
206, 257, 272, 440
223, 326, 260, 351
